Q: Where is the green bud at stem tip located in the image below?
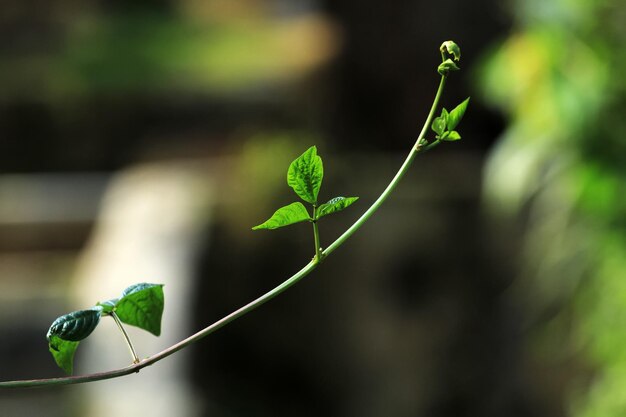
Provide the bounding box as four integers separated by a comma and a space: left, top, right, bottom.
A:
440, 40, 461, 62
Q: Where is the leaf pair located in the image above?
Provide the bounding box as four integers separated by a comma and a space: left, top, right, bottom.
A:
253, 146, 358, 231
431, 98, 470, 142
47, 283, 164, 374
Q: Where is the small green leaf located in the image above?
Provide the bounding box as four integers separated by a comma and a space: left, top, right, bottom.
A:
431, 115, 447, 136
287, 146, 324, 204
316, 196, 359, 220
115, 283, 165, 336
48, 335, 79, 374
437, 59, 460, 76
443, 131, 461, 141
447, 97, 470, 131
440, 40, 461, 61
47, 308, 102, 342
252, 202, 312, 230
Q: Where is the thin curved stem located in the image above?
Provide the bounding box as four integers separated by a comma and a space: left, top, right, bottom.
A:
110, 312, 140, 364
0, 74, 448, 389
0, 260, 318, 388
323, 75, 446, 257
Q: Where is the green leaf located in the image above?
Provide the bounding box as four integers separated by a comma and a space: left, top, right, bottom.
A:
443, 131, 461, 141
431, 115, 447, 136
48, 335, 79, 374
316, 196, 359, 220
446, 97, 470, 131
115, 283, 165, 336
46, 308, 102, 342
252, 202, 312, 230
46, 308, 101, 374
287, 146, 324, 204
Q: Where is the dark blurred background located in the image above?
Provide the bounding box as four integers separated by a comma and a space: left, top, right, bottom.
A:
0, 1, 624, 416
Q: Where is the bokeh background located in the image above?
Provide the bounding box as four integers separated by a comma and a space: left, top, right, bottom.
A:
0, 0, 624, 416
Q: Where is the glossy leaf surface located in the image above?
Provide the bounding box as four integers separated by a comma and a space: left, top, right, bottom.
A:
316, 197, 359, 219
47, 308, 102, 342
287, 146, 323, 204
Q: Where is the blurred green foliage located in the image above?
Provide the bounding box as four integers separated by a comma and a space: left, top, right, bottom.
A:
479, 0, 625, 415
0, 11, 334, 100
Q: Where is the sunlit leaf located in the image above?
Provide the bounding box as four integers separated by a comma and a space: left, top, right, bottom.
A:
316, 197, 359, 220
115, 283, 165, 336
287, 146, 323, 204
48, 335, 79, 375
447, 97, 470, 131
431, 115, 447, 136
252, 202, 312, 230
443, 131, 461, 141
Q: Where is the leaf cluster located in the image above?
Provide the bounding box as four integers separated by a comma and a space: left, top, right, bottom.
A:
47, 283, 164, 374
430, 98, 470, 142
252, 146, 358, 230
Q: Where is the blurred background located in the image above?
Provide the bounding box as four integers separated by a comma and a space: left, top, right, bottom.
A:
0, 0, 624, 416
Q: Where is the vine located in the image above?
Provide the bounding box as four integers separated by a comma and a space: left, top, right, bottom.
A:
0, 40, 468, 389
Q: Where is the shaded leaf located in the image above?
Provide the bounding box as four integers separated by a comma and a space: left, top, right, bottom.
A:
287, 146, 323, 204
252, 202, 312, 230
447, 97, 470, 131
48, 335, 79, 375
46, 308, 102, 342
115, 283, 165, 336
316, 197, 359, 219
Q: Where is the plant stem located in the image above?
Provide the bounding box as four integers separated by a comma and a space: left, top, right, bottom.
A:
111, 312, 140, 364
0, 74, 449, 389
323, 75, 446, 257
312, 206, 323, 262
